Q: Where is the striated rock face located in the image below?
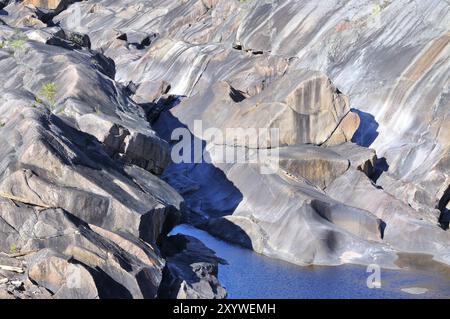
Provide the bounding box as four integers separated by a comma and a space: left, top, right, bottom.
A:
51, 0, 450, 267
0, 4, 226, 299
0, 25, 170, 174
0, 200, 167, 298
0, 0, 449, 298
169, 72, 356, 148
162, 143, 398, 267
52, 0, 448, 213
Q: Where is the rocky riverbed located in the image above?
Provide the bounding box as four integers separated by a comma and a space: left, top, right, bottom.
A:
0, 0, 449, 299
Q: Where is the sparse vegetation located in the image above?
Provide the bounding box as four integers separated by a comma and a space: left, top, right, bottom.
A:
9, 243, 19, 254
0, 30, 28, 53
38, 82, 57, 108
69, 33, 86, 47
8, 38, 26, 51
91, 58, 100, 67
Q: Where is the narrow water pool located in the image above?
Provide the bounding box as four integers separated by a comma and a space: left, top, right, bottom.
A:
171, 224, 450, 299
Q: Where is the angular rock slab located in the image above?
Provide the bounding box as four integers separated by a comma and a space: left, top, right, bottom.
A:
168, 71, 356, 148
0, 197, 166, 299
162, 142, 396, 267
0, 25, 170, 174
159, 234, 226, 299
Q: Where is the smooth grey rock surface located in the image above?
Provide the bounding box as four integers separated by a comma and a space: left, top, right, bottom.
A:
0, 0, 448, 298
0, 7, 228, 298
53, 0, 449, 214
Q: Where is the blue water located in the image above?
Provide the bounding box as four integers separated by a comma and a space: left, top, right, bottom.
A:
171, 224, 450, 299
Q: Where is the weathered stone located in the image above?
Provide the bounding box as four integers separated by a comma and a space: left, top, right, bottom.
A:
326, 169, 450, 261
277, 145, 350, 189
23, 0, 66, 10
0, 200, 168, 299
0, 0, 448, 298
55, 0, 449, 217
159, 234, 226, 299
162, 143, 397, 267
28, 249, 99, 299
169, 72, 351, 148
0, 25, 170, 174
207, 216, 265, 253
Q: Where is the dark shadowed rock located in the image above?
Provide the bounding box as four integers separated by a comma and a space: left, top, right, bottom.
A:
158, 234, 226, 299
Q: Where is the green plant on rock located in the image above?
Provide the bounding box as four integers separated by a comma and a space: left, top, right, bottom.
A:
69, 33, 85, 47
57, 104, 67, 115
0, 29, 28, 53
90, 58, 99, 67
8, 38, 26, 51
9, 243, 19, 254
39, 82, 57, 108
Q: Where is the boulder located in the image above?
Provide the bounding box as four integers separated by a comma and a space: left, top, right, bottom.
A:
28, 250, 99, 299
158, 234, 227, 299
0, 199, 167, 299
326, 169, 450, 261
23, 0, 72, 11
169, 72, 352, 148
207, 216, 265, 253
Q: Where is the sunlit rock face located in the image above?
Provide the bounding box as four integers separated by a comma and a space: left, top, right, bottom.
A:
232, 0, 450, 215
169, 71, 356, 148
0, 0, 448, 298
0, 14, 224, 298
54, 0, 449, 211
49, 0, 450, 268
23, 0, 63, 10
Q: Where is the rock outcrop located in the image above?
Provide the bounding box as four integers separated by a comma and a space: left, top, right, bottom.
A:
0, 0, 448, 298
56, 0, 449, 216
0, 4, 226, 299
158, 234, 226, 299
52, 0, 449, 266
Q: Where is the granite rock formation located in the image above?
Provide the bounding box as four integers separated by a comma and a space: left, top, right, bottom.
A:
0, 0, 449, 298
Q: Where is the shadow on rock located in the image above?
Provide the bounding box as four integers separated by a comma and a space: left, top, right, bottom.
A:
438, 185, 450, 230
153, 105, 244, 223
206, 217, 255, 251
351, 108, 379, 147
158, 234, 227, 299
371, 157, 390, 182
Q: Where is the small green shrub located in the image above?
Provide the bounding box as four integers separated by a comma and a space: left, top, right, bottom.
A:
69, 33, 86, 47
9, 243, 19, 254
39, 82, 57, 107
1, 31, 28, 53
8, 39, 26, 51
